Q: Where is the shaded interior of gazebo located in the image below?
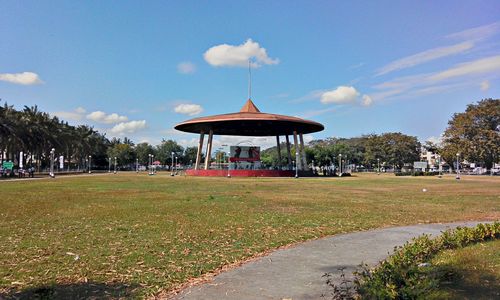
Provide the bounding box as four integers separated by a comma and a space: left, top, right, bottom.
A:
174, 99, 324, 176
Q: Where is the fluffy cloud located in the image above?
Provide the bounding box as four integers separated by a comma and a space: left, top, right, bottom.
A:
320, 86, 360, 104
174, 104, 204, 116
0, 72, 43, 85
480, 80, 490, 91
376, 42, 473, 76
110, 120, 147, 135
362, 95, 373, 106
52, 107, 87, 121
177, 62, 196, 74
204, 39, 279, 68
320, 86, 373, 107
86, 111, 128, 124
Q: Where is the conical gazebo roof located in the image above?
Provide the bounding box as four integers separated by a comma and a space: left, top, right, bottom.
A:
174, 99, 324, 136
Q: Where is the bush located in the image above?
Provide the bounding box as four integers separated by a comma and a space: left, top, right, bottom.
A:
354, 222, 500, 299
394, 171, 439, 176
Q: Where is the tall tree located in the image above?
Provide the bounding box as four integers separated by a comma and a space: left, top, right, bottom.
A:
441, 99, 500, 169
135, 142, 155, 164
156, 139, 184, 165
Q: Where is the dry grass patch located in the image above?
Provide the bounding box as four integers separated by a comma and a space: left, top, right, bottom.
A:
0, 173, 498, 298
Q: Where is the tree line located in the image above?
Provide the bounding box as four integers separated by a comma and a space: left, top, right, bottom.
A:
0, 103, 199, 171
1, 99, 498, 171
261, 132, 421, 169
261, 99, 498, 170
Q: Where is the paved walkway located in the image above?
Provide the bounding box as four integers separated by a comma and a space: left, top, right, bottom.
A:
172, 221, 487, 300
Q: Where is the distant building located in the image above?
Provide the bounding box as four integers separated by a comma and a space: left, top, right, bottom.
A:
420, 148, 448, 170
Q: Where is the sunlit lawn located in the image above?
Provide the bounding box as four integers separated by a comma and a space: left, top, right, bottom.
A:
428, 239, 500, 299
1, 173, 499, 298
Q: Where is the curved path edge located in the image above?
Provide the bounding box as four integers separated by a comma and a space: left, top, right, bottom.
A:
170, 221, 493, 300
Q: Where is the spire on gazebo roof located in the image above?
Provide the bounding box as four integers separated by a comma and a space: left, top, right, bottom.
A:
240, 99, 261, 113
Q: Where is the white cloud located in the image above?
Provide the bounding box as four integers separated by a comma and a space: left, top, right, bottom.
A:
376, 42, 473, 76
299, 107, 337, 119
320, 86, 360, 104
426, 136, 443, 146
174, 104, 204, 116
480, 80, 490, 91
446, 21, 500, 41
177, 62, 196, 74
86, 111, 129, 124
429, 55, 500, 81
0, 72, 43, 85
372, 55, 500, 102
110, 120, 147, 135
204, 39, 279, 68
52, 107, 87, 121
75, 107, 86, 114
361, 95, 373, 106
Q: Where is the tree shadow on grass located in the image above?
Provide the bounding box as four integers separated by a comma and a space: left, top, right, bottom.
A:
434, 264, 500, 299
0, 282, 139, 300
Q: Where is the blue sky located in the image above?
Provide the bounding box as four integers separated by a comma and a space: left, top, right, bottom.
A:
1, 1, 499, 148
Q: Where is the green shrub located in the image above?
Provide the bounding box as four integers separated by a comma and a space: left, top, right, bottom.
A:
354, 222, 500, 299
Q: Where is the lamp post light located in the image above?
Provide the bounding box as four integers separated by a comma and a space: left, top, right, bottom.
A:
136, 158, 139, 173
175, 156, 178, 175
377, 158, 380, 175
456, 153, 460, 180
227, 154, 231, 178
295, 151, 299, 178
170, 152, 175, 176
339, 153, 342, 177
438, 155, 442, 178
114, 157, 117, 174
50, 148, 55, 178
148, 154, 150, 175
88, 155, 92, 174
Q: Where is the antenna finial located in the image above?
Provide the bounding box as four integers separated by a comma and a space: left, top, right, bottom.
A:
248, 59, 252, 100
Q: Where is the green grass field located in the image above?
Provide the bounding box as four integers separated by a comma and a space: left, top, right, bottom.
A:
428, 239, 500, 299
1, 173, 499, 298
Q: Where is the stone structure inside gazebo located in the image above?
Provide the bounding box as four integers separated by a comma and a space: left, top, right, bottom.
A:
174, 99, 324, 177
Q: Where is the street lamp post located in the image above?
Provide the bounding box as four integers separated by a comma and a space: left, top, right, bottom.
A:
50, 148, 55, 178
170, 152, 174, 176
175, 156, 178, 175
136, 158, 139, 173
114, 157, 117, 174
377, 158, 380, 175
108, 157, 111, 173
438, 155, 442, 178
295, 151, 299, 178
227, 154, 231, 178
88, 155, 92, 174
148, 154, 152, 175
456, 153, 460, 180
339, 153, 342, 177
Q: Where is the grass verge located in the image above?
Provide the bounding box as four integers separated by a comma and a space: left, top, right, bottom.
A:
353, 222, 499, 299
426, 239, 500, 299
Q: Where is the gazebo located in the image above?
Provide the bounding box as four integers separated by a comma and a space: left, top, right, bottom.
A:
174, 99, 324, 177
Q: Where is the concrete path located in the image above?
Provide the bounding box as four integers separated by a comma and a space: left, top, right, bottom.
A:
172, 221, 487, 300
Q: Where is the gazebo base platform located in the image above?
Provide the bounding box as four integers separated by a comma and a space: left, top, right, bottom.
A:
186, 169, 309, 177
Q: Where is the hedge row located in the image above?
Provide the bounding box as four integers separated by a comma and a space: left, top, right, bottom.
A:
395, 171, 440, 176
354, 222, 500, 299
